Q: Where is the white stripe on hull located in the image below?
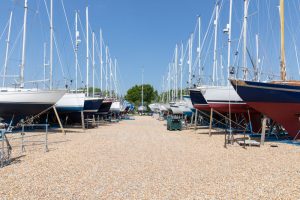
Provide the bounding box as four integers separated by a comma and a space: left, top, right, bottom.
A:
0, 89, 66, 104
199, 85, 243, 103
56, 93, 85, 109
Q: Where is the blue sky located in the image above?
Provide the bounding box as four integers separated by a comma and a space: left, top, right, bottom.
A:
1, 0, 300, 94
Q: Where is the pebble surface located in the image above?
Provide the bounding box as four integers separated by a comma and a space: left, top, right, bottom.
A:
0, 116, 300, 199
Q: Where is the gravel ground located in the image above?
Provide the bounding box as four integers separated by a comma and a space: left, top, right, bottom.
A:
0, 116, 300, 199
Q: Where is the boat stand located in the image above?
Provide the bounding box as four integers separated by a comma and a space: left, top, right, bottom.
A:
0, 129, 12, 168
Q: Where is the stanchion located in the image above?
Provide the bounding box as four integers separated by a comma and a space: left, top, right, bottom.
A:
209, 108, 214, 137
52, 106, 65, 135
1, 129, 4, 167
81, 111, 85, 130
45, 115, 49, 152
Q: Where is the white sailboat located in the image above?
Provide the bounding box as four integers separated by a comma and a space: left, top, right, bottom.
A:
0, 0, 66, 122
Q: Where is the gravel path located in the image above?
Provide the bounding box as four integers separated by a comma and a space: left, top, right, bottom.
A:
0, 116, 300, 199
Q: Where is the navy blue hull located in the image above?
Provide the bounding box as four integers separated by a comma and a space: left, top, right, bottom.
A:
230, 79, 300, 138
97, 101, 112, 114
84, 98, 103, 113
189, 89, 208, 105
0, 103, 53, 122
231, 80, 300, 103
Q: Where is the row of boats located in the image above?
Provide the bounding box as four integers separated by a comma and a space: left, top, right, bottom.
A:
154, 0, 300, 139
0, 89, 129, 124
0, 1, 130, 124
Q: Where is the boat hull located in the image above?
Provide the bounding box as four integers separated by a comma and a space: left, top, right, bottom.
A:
200, 85, 254, 113
0, 89, 65, 121
84, 97, 103, 113
189, 89, 210, 111
231, 79, 300, 138
97, 100, 112, 115
56, 93, 85, 113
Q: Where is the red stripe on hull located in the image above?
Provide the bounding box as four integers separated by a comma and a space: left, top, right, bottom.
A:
246, 102, 300, 138
208, 103, 253, 113
193, 104, 211, 111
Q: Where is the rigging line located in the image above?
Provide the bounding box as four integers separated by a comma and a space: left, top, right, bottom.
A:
43, 0, 66, 81
286, 1, 300, 77
77, 12, 94, 72
0, 20, 9, 44
266, 0, 279, 65
61, 0, 76, 54
199, 3, 216, 60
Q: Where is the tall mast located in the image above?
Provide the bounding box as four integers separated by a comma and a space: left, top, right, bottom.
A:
75, 11, 80, 92
213, 3, 219, 85
105, 46, 108, 97
180, 42, 183, 100
188, 34, 193, 88
141, 68, 144, 113
100, 29, 103, 92
20, 0, 28, 88
255, 34, 259, 81
198, 16, 201, 80
49, 0, 53, 89
227, 0, 232, 84
2, 11, 13, 87
86, 7, 89, 96
43, 43, 47, 89
280, 0, 286, 81
168, 64, 171, 102
174, 44, 178, 100
114, 58, 117, 97
92, 32, 95, 97
242, 0, 249, 80
109, 58, 112, 97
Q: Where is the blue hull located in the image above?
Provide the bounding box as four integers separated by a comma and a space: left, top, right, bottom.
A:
84, 98, 103, 113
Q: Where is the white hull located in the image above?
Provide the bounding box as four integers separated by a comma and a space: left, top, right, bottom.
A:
199, 85, 244, 104
110, 101, 121, 112
0, 88, 65, 104
0, 88, 66, 119
55, 93, 85, 112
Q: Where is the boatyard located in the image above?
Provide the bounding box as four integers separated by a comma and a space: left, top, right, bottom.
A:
2, 0, 300, 199
0, 116, 299, 199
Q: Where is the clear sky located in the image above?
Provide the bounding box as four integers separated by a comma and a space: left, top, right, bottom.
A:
1, 0, 300, 94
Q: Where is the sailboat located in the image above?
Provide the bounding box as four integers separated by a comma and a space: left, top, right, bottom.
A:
189, 88, 210, 111
198, 0, 256, 114
231, 0, 300, 139
83, 7, 103, 114
0, 0, 65, 122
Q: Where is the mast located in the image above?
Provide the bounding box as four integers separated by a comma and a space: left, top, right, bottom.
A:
100, 29, 103, 92
188, 34, 193, 88
75, 11, 80, 92
86, 7, 89, 96
174, 44, 178, 100
213, 3, 219, 85
20, 0, 28, 88
109, 58, 112, 97
227, 0, 232, 84
114, 58, 117, 98
141, 68, 144, 114
43, 43, 48, 89
49, 0, 53, 89
255, 34, 259, 81
180, 42, 183, 100
242, 0, 249, 80
168, 64, 171, 102
92, 32, 95, 97
198, 16, 201, 80
2, 11, 13, 87
280, 0, 286, 81
105, 46, 108, 97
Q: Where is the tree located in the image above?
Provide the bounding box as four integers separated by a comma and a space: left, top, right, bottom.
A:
125, 84, 158, 107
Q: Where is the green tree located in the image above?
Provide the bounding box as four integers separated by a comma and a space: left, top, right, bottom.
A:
125, 84, 158, 107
